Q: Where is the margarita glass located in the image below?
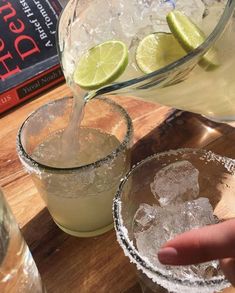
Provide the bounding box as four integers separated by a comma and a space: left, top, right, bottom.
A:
113, 148, 235, 292
57, 0, 235, 122
17, 96, 133, 237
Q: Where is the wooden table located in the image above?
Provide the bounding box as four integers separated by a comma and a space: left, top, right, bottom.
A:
1, 83, 235, 293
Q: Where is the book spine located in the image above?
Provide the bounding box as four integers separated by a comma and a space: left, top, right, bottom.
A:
0, 65, 64, 114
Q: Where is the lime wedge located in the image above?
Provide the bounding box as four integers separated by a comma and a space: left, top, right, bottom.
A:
74, 40, 128, 90
136, 33, 186, 74
166, 10, 219, 70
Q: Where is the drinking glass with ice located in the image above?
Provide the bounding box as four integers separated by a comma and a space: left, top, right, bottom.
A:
113, 148, 235, 292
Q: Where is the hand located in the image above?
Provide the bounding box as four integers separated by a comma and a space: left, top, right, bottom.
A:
157, 219, 235, 286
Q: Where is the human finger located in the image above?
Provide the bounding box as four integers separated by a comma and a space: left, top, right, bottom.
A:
158, 219, 235, 265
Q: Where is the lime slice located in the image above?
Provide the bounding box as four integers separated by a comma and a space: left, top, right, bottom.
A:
74, 40, 128, 90
136, 33, 186, 74
166, 10, 219, 70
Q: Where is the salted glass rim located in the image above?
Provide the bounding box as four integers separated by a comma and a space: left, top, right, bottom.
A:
113, 148, 233, 289
57, 0, 235, 94
16, 96, 133, 173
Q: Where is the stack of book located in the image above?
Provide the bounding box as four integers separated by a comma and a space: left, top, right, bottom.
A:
0, 0, 67, 114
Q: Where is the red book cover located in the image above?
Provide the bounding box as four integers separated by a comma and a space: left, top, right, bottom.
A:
0, 0, 66, 114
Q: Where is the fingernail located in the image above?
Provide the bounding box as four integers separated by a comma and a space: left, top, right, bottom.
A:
158, 247, 178, 264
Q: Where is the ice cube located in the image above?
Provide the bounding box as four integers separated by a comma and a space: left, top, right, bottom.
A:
146, 0, 205, 31
133, 203, 161, 233
150, 160, 199, 206
120, 0, 206, 38
183, 197, 217, 228
66, 0, 207, 54
174, 0, 205, 25
133, 198, 221, 281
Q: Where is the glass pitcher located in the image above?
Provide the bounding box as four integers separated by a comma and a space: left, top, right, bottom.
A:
57, 0, 235, 122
